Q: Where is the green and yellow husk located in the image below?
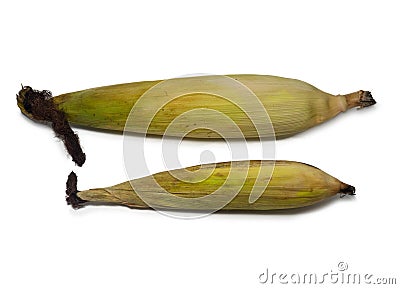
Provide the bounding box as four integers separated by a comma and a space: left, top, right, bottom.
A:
18, 74, 375, 139
67, 160, 355, 211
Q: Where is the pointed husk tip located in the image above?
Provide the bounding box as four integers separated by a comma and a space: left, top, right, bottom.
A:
359, 90, 376, 108
345, 90, 376, 109
339, 184, 356, 198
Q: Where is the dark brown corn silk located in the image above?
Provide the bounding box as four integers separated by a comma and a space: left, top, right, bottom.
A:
17, 86, 86, 166
66, 171, 86, 209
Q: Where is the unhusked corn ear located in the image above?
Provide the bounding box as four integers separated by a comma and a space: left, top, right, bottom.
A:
18, 74, 375, 139
66, 160, 355, 211
17, 74, 375, 165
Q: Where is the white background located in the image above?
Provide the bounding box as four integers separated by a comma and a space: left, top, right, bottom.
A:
1, 0, 399, 288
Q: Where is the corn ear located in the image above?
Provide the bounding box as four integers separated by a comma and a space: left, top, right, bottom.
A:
18, 74, 375, 139
66, 160, 355, 211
